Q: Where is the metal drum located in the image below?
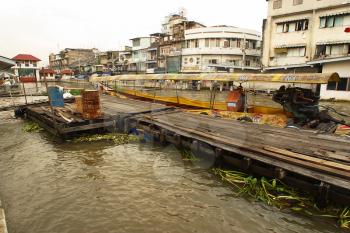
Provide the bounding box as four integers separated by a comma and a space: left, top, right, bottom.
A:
81, 90, 102, 120
48, 86, 64, 107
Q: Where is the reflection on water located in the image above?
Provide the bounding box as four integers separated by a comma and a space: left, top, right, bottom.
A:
0, 121, 341, 233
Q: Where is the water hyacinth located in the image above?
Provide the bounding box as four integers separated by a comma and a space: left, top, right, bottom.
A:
73, 133, 139, 145
213, 168, 350, 229
181, 149, 200, 162
22, 122, 43, 133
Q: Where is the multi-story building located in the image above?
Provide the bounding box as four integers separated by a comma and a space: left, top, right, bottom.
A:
49, 48, 98, 75
262, 0, 350, 100
130, 37, 156, 73
116, 46, 132, 73
12, 54, 41, 81
182, 26, 262, 73
158, 14, 205, 73
95, 50, 119, 73
146, 34, 161, 73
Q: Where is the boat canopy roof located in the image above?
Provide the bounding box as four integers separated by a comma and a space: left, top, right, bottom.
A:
91, 73, 340, 84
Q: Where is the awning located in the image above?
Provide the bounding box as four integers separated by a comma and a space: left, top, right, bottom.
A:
274, 48, 288, 54
275, 17, 309, 24
275, 44, 306, 48
0, 56, 16, 71
316, 40, 350, 45
91, 73, 340, 84
320, 11, 350, 18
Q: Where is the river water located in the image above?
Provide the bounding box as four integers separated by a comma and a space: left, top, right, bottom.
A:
0, 116, 344, 233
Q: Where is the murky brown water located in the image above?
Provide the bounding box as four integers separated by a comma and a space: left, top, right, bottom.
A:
0, 118, 344, 233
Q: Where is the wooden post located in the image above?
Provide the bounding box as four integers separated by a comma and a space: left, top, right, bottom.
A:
21, 81, 28, 105
44, 75, 58, 135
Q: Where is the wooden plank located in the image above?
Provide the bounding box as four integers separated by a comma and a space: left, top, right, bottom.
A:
264, 146, 350, 172
59, 121, 115, 134
149, 117, 350, 179
136, 118, 350, 189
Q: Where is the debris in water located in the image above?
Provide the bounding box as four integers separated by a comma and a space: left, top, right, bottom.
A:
22, 121, 43, 133
73, 133, 139, 145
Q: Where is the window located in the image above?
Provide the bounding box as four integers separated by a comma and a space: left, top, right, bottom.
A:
245, 60, 251, 66
277, 19, 308, 33
205, 39, 210, 47
287, 47, 306, 57
316, 44, 350, 57
293, 0, 303, 5
208, 59, 218, 64
133, 39, 141, 47
223, 40, 230, 48
320, 15, 344, 28
184, 58, 188, 65
196, 58, 200, 65
273, 0, 282, 9
338, 78, 348, 91
327, 78, 350, 91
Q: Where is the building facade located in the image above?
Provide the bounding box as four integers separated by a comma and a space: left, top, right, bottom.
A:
116, 46, 132, 73
130, 37, 156, 73
12, 54, 41, 81
262, 0, 350, 100
182, 26, 262, 73
49, 48, 98, 75
158, 14, 205, 73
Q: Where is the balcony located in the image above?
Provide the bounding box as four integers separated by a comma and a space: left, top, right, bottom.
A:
182, 47, 260, 56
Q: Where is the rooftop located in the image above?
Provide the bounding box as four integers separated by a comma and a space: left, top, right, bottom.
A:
12, 54, 41, 62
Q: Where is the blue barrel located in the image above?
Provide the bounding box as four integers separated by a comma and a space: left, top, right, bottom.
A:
48, 86, 64, 107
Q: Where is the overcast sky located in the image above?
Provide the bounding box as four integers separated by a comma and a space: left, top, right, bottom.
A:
0, 0, 268, 66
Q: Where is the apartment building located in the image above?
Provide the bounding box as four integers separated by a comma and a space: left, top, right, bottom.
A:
158, 14, 205, 73
49, 48, 98, 74
182, 26, 261, 73
262, 0, 350, 100
130, 37, 156, 73
116, 46, 132, 73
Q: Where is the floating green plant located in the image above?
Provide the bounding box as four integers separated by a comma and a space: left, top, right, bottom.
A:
22, 122, 43, 133
213, 168, 350, 229
73, 133, 139, 145
181, 149, 200, 162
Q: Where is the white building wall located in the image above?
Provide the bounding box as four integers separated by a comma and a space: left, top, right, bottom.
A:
263, 0, 350, 68
182, 26, 261, 73
320, 60, 350, 100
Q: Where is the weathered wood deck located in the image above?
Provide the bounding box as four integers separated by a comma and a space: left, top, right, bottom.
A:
18, 95, 350, 206
131, 110, 350, 206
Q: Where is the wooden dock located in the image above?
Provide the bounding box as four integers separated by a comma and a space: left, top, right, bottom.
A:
18, 94, 350, 206
129, 110, 350, 206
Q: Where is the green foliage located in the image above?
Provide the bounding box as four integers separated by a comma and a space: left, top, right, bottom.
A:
213, 168, 350, 229
73, 133, 139, 145
180, 149, 199, 162
69, 89, 82, 96
22, 122, 43, 133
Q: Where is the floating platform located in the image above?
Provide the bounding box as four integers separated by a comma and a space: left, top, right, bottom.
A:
129, 110, 350, 206
20, 95, 173, 137
17, 95, 350, 206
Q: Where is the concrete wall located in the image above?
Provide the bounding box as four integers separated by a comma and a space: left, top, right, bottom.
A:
320, 60, 350, 100
263, 1, 350, 68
